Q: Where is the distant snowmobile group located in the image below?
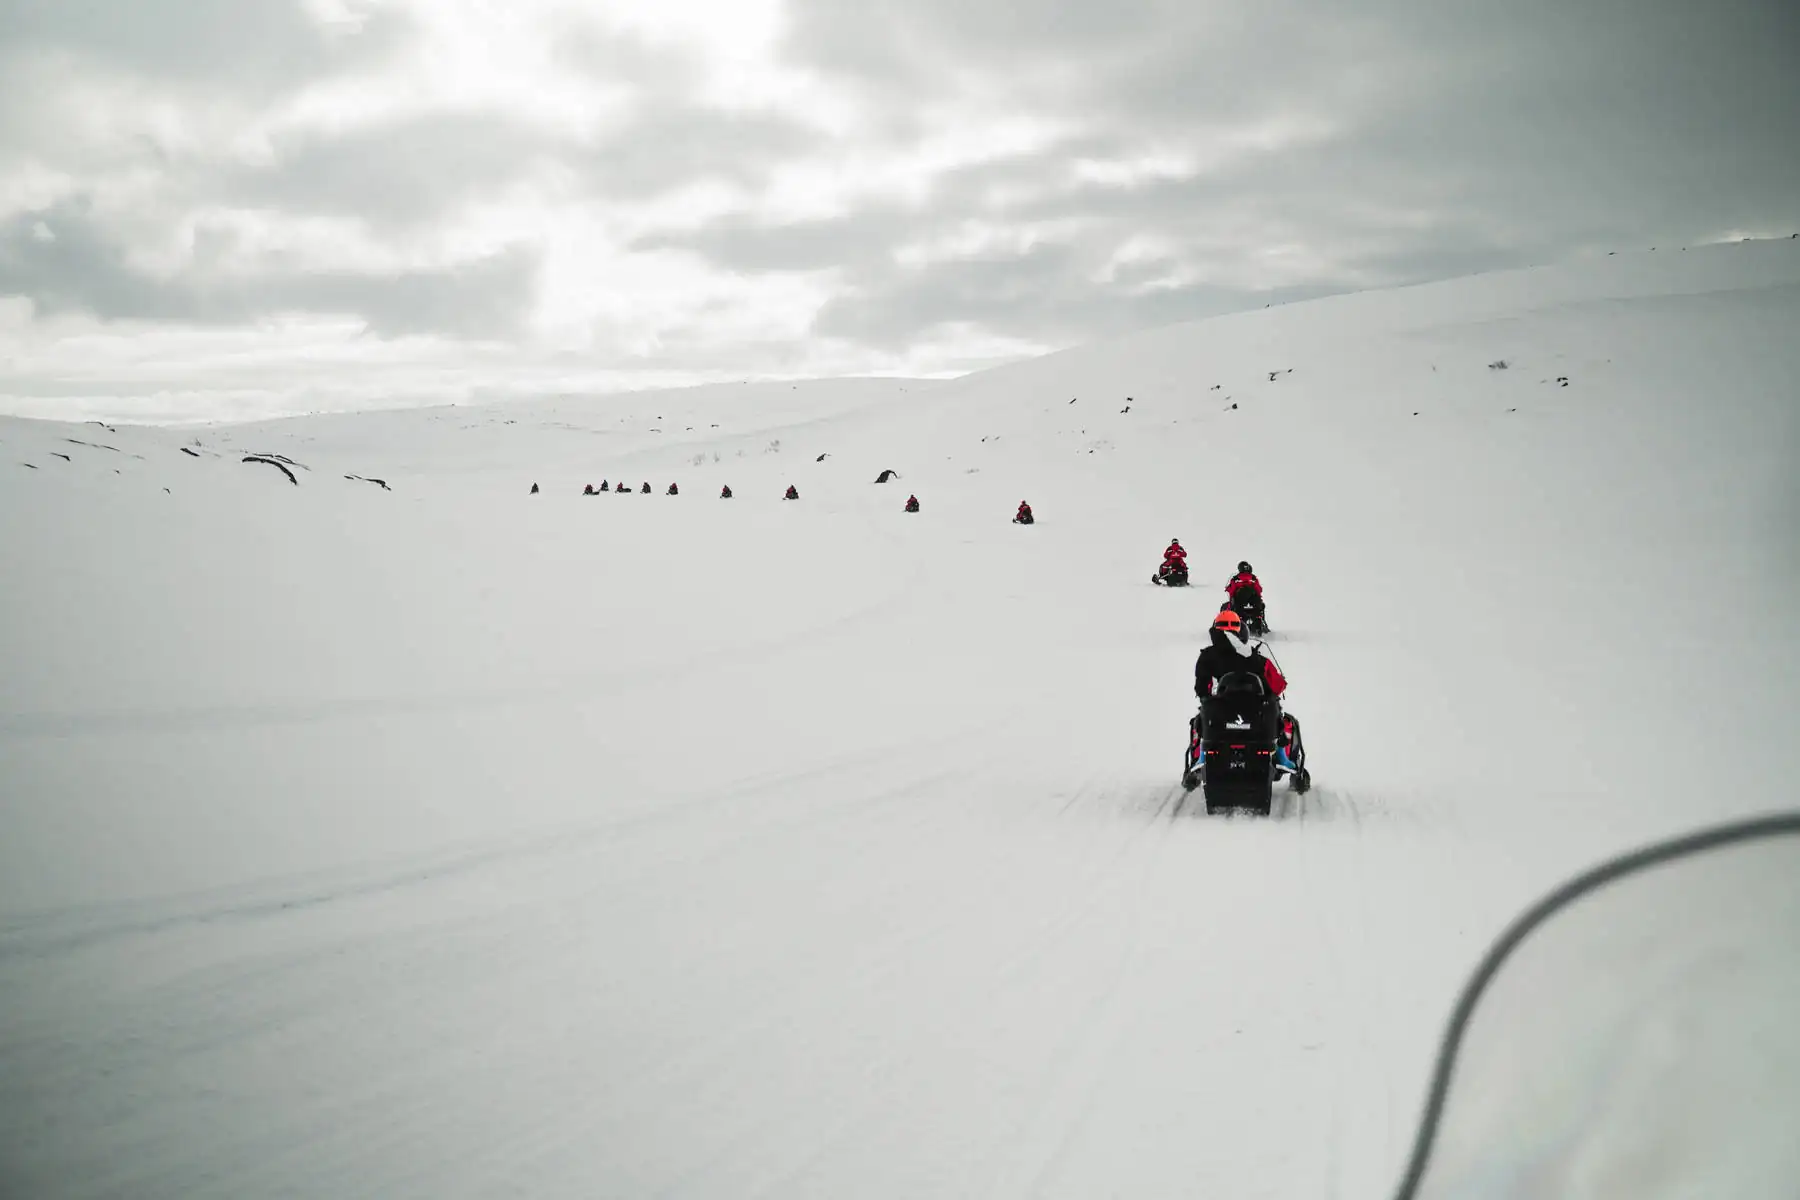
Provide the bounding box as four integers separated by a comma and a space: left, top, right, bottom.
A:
535, 471, 1303, 815
541, 480, 801, 500
533, 480, 1018, 519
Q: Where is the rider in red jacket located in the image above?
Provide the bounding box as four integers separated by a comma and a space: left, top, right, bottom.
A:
1224, 561, 1262, 599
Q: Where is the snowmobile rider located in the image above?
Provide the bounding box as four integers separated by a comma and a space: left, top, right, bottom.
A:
667, 482, 679, 495
1015, 501, 1034, 523
905, 494, 920, 512
1160, 540, 1188, 576
785, 484, 799, 499
1225, 561, 1262, 599
1195, 608, 1285, 700
720, 485, 733, 498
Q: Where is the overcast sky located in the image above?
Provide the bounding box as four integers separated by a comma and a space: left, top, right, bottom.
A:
1, 0, 1796, 421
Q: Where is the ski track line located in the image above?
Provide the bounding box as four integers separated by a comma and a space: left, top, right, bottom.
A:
1292, 792, 1369, 1199
755, 772, 1180, 1196
988, 777, 1198, 1197
642, 775, 1179, 1198
303, 772, 995, 1197
0, 721, 1006, 962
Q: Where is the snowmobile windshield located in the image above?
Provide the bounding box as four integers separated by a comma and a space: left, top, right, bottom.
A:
1393, 812, 1800, 1200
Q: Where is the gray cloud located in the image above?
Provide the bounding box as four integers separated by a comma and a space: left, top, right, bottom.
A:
228, 112, 560, 229
0, 198, 539, 337
627, 0, 1798, 348
1, 0, 1797, 419
0, 0, 408, 93
581, 105, 816, 201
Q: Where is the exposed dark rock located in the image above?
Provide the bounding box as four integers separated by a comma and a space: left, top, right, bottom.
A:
874, 469, 900, 483
180, 447, 200, 458
51, 452, 70, 461
346, 475, 392, 491
244, 455, 299, 485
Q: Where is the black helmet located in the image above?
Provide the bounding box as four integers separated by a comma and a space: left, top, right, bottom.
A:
1238, 561, 1252, 574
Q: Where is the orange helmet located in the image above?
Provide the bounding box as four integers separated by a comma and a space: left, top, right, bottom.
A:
1213, 609, 1242, 634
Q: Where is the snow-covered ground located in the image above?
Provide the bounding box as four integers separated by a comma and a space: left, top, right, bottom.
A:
3, 238, 1796, 1198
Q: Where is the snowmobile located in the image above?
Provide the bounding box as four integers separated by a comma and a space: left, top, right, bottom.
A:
720, 486, 733, 499
1013, 506, 1034, 525
784, 485, 799, 500
1153, 560, 1190, 586
1181, 671, 1309, 814
666, 483, 679, 495
904, 496, 920, 513
640, 482, 652, 494
1228, 585, 1269, 636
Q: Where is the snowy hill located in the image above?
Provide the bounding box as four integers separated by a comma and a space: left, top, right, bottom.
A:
3, 238, 1797, 1198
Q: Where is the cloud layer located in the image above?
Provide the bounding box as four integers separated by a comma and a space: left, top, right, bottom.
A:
2, 0, 1796, 420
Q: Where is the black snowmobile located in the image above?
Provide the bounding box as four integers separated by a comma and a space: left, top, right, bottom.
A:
1228, 585, 1269, 636
1153, 560, 1190, 586
1181, 672, 1309, 814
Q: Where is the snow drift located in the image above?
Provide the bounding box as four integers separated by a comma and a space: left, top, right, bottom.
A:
2, 238, 1797, 1198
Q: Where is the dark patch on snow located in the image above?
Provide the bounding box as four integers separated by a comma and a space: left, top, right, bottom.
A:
180, 447, 200, 457
51, 452, 70, 461
874, 469, 900, 482
244, 455, 299, 485
345, 475, 391, 491
816, 453, 828, 461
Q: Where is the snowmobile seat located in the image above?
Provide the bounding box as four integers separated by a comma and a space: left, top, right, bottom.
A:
1213, 671, 1265, 698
